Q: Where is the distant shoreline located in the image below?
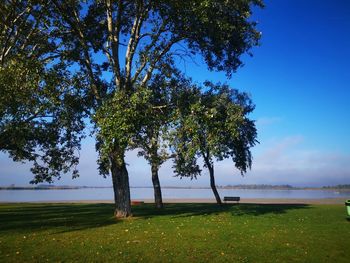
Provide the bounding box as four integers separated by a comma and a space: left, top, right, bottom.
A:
0, 198, 347, 205
1, 185, 350, 191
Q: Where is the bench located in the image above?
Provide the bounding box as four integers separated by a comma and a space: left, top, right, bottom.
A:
223, 196, 240, 203
131, 201, 145, 205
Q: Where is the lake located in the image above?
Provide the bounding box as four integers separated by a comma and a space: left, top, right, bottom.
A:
1, 188, 350, 202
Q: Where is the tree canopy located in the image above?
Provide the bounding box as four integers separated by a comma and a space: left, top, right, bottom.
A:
1, 0, 263, 216
172, 82, 258, 203
0, 1, 89, 183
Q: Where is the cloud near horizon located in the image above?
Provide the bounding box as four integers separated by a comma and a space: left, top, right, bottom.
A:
0, 134, 349, 187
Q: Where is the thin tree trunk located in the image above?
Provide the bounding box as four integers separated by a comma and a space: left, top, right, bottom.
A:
203, 154, 222, 204
110, 150, 132, 218
151, 163, 163, 208
208, 163, 222, 204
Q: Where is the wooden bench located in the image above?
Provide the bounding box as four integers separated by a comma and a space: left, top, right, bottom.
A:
223, 196, 240, 203
131, 201, 145, 205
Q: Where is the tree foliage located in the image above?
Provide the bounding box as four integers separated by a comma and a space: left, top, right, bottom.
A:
1, 0, 263, 215
0, 1, 89, 183
129, 72, 194, 208
171, 82, 258, 203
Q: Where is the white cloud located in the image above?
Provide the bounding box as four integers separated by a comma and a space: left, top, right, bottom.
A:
255, 116, 282, 127
241, 136, 350, 187
1, 134, 349, 188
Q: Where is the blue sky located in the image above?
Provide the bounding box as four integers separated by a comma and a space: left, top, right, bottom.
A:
1, 0, 349, 187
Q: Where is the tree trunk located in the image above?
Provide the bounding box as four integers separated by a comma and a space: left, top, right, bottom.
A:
151, 164, 163, 208
208, 164, 222, 204
110, 150, 132, 218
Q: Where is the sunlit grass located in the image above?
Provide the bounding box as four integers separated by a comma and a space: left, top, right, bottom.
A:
0, 203, 349, 262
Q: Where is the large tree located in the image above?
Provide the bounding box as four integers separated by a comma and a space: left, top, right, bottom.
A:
131, 72, 194, 208
172, 82, 258, 204
0, 0, 88, 183
131, 75, 173, 209
28, 0, 263, 217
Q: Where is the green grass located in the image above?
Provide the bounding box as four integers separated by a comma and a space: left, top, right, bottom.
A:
0, 203, 349, 262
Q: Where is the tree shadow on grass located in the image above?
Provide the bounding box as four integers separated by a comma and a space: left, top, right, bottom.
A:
132, 203, 311, 219
0, 203, 312, 233
228, 203, 311, 217
0, 203, 117, 233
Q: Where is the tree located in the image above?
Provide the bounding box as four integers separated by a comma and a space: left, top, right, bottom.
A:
172, 82, 258, 204
131, 72, 193, 208
0, 1, 88, 183
131, 75, 172, 209
45, 0, 263, 217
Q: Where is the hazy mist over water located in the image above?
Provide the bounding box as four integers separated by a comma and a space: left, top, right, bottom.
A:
1, 188, 349, 202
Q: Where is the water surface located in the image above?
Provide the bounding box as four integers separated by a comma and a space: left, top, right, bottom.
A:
0, 188, 349, 202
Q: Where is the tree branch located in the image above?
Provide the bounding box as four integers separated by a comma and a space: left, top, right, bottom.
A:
140, 38, 181, 87
51, 0, 101, 101
106, 0, 122, 88
131, 20, 168, 84
125, 1, 147, 84
1, 6, 32, 64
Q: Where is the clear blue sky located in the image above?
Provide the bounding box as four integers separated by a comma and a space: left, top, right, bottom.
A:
1, 0, 349, 187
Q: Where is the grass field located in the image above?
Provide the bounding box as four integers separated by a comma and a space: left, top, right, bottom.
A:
0, 202, 349, 262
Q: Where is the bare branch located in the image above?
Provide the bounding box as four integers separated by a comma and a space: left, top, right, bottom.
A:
39, 54, 61, 63
1, 5, 32, 64
12, 5, 32, 25
102, 44, 114, 68
51, 0, 101, 101
71, 7, 101, 101
140, 38, 181, 87
106, 0, 122, 88
19, 26, 36, 51
125, 1, 147, 84
1, 27, 17, 63
131, 20, 168, 84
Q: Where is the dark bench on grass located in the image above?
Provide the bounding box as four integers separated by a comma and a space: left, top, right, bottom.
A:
223, 196, 240, 203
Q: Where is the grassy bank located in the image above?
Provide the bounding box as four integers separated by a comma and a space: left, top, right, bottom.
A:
0, 203, 349, 262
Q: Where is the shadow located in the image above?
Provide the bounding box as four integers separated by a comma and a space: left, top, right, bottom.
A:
228, 203, 311, 217
0, 203, 117, 233
132, 203, 311, 219
0, 203, 311, 233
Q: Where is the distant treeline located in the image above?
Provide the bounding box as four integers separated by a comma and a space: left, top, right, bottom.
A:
219, 184, 295, 190
0, 185, 111, 190
1, 184, 350, 190
222, 184, 350, 190
322, 184, 350, 189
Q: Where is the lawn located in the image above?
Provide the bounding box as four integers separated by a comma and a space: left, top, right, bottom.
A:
0, 203, 349, 262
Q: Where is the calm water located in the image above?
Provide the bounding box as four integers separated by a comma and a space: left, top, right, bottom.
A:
0, 188, 349, 202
